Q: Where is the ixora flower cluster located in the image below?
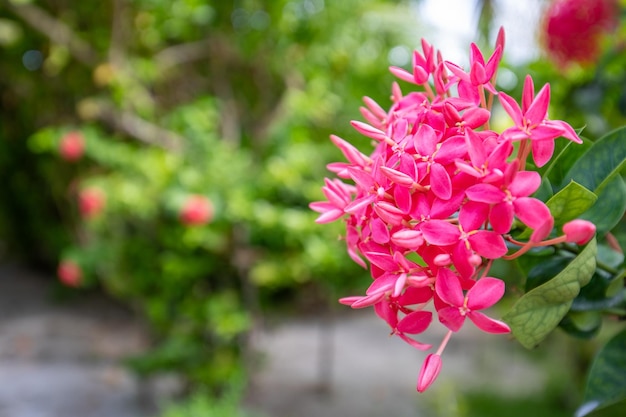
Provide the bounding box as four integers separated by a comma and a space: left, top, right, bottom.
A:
310, 29, 596, 392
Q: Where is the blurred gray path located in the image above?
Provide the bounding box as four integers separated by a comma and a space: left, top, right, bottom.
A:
246, 307, 547, 417
0, 263, 154, 417
0, 263, 548, 417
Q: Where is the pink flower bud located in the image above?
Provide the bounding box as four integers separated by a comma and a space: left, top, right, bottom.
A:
417, 353, 442, 393
180, 195, 213, 226
563, 219, 596, 245
57, 260, 82, 287
78, 187, 106, 219
59, 131, 85, 162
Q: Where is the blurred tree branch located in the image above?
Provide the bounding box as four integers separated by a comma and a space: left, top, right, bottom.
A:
4, 0, 182, 151
4, 0, 99, 66
79, 99, 184, 151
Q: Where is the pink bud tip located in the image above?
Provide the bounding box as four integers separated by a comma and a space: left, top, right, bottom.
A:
417, 353, 442, 393
563, 219, 596, 245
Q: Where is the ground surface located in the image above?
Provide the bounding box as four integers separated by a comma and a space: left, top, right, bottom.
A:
0, 262, 551, 417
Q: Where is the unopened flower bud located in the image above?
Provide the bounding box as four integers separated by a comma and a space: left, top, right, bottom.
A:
563, 219, 596, 245
417, 353, 442, 393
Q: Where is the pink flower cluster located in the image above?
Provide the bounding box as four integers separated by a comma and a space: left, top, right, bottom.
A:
310, 29, 595, 392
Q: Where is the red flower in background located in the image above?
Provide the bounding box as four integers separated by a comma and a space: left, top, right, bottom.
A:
78, 187, 106, 219
541, 0, 620, 66
59, 131, 85, 162
180, 195, 213, 226
57, 260, 82, 287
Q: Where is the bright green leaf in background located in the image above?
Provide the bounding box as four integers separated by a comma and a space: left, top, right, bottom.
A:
576, 328, 626, 416
503, 238, 597, 349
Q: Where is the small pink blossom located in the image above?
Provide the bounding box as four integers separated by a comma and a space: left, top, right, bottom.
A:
435, 269, 511, 334
499, 76, 582, 167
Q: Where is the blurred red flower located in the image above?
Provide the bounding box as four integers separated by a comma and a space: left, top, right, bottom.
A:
180, 195, 213, 226
541, 0, 620, 66
59, 131, 85, 162
57, 260, 82, 287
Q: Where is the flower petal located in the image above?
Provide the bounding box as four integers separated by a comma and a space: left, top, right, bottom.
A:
421, 220, 460, 246
437, 305, 465, 332
467, 311, 511, 334
397, 310, 433, 334
468, 231, 507, 259
466, 277, 505, 310
435, 268, 464, 306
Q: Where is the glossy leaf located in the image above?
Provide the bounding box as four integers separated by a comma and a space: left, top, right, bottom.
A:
562, 127, 626, 194
576, 328, 626, 416
559, 311, 602, 339
580, 176, 626, 235
541, 135, 592, 190
545, 180, 597, 227
561, 127, 626, 234
503, 238, 597, 349
525, 255, 573, 292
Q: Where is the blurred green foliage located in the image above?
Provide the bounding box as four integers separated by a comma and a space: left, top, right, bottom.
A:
0, 0, 429, 393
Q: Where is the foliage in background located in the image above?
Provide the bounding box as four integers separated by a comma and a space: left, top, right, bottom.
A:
0, 0, 429, 394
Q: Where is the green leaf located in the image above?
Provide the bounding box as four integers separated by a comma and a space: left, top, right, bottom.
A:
559, 310, 602, 339
545, 180, 597, 227
503, 238, 597, 349
580, 176, 626, 235
525, 255, 573, 292
563, 126, 626, 195
542, 136, 592, 190
560, 127, 626, 235
576, 328, 626, 416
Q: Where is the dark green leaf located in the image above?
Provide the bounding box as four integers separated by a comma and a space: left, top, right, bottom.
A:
562, 126, 626, 194
525, 255, 574, 292
559, 311, 602, 339
576, 328, 626, 416
542, 136, 592, 191
580, 176, 626, 235
503, 238, 597, 349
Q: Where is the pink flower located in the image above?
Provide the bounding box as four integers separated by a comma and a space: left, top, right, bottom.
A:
78, 187, 106, 219
59, 131, 85, 162
57, 260, 82, 287
499, 75, 582, 167
435, 269, 511, 334
180, 195, 213, 226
